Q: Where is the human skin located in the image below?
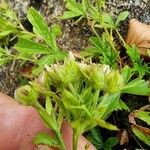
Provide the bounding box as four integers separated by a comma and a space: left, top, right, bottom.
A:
0, 92, 95, 150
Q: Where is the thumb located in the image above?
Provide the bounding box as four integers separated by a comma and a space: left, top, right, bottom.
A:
0, 93, 95, 150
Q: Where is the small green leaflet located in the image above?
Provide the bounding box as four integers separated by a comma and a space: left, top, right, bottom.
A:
33, 132, 60, 148
103, 137, 118, 150
0, 17, 16, 38
115, 11, 129, 26
27, 7, 59, 51
32, 51, 67, 75
103, 14, 115, 28
60, 0, 86, 19
103, 11, 129, 28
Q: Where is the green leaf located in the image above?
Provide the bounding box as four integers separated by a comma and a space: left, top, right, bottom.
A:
15, 85, 38, 106
27, 7, 59, 51
0, 17, 16, 38
116, 11, 129, 26
66, 0, 83, 13
106, 71, 124, 93
81, 35, 118, 68
0, 58, 9, 66
60, 0, 84, 19
132, 127, 150, 146
122, 79, 150, 96
95, 118, 118, 131
33, 132, 60, 148
97, 93, 121, 119
136, 111, 150, 125
82, 0, 88, 12
15, 37, 52, 54
86, 127, 103, 149
121, 65, 133, 83
60, 11, 83, 19
116, 100, 130, 111
0, 30, 15, 38
46, 96, 53, 115
38, 108, 58, 131
32, 51, 67, 75
62, 89, 80, 108
103, 14, 115, 28
103, 137, 118, 150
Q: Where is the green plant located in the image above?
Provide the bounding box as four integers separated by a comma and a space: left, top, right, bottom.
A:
0, 5, 67, 75
61, 0, 104, 23
86, 127, 118, 150
1, 1, 150, 149
81, 34, 118, 68
125, 45, 150, 77
15, 53, 150, 150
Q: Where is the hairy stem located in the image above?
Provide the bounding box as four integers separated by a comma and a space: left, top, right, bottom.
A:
73, 130, 80, 150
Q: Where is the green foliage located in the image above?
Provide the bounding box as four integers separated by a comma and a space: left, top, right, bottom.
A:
81, 34, 118, 68
86, 127, 118, 150
103, 11, 129, 28
33, 132, 60, 148
125, 45, 150, 77
103, 137, 118, 150
1, 1, 150, 149
16, 54, 150, 149
0, 6, 67, 74
61, 0, 87, 19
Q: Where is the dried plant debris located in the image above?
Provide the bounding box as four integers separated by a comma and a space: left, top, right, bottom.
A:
129, 105, 150, 146
126, 19, 150, 57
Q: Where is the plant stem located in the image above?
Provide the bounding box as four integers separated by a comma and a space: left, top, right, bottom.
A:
73, 130, 80, 150
115, 29, 126, 45
55, 130, 66, 150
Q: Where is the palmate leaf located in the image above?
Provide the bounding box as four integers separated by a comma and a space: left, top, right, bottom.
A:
81, 35, 118, 68
122, 79, 150, 96
27, 8, 59, 51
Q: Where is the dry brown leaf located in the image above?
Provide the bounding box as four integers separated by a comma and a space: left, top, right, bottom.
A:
131, 124, 150, 137
119, 130, 129, 146
129, 105, 150, 125
129, 105, 150, 138
126, 19, 150, 56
